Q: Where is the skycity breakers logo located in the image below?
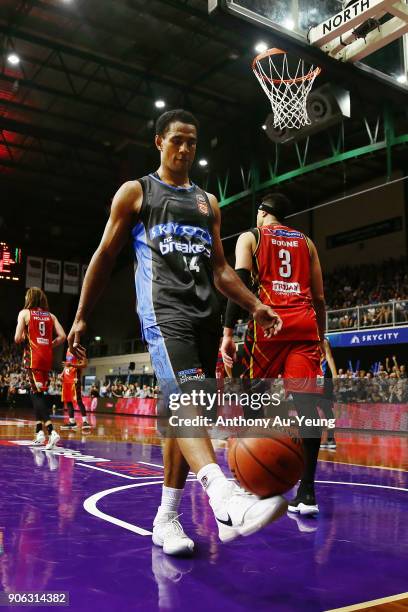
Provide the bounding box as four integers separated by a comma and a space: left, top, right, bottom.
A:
149, 223, 212, 257
177, 367, 206, 384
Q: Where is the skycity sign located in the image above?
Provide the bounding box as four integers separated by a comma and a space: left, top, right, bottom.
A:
327, 326, 408, 347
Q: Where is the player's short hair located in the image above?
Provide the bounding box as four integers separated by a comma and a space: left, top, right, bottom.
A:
155, 109, 199, 137
24, 287, 49, 311
258, 193, 290, 221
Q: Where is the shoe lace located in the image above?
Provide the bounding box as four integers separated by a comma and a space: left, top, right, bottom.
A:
167, 513, 186, 537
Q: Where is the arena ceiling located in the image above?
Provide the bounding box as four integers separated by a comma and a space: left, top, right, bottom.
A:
1, 0, 408, 260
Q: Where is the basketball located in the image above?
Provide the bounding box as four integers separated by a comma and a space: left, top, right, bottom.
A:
228, 435, 305, 497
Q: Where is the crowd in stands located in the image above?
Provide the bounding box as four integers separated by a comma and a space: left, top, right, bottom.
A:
98, 381, 158, 399
330, 358, 408, 403
2, 258, 408, 406
325, 258, 408, 329
324, 258, 408, 310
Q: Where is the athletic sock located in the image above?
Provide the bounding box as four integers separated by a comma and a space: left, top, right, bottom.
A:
197, 463, 231, 507
35, 422, 42, 434
156, 486, 184, 518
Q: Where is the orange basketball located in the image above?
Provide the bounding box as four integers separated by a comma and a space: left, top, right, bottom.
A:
228, 435, 304, 497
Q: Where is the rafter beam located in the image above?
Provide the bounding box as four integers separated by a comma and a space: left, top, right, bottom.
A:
0, 94, 149, 146
0, 69, 150, 123
0, 106, 140, 154
0, 23, 240, 108
0, 156, 113, 189
0, 134, 115, 172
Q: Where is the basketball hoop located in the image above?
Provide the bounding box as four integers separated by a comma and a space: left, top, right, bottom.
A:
252, 48, 321, 130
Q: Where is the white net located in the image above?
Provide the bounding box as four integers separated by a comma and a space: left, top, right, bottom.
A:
253, 50, 321, 130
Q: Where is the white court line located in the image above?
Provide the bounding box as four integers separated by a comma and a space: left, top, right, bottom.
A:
83, 478, 407, 540
139, 460, 194, 475
324, 591, 408, 611
316, 480, 408, 492
76, 463, 138, 479
319, 458, 408, 473
77, 463, 166, 479
83, 479, 195, 536
138, 461, 164, 469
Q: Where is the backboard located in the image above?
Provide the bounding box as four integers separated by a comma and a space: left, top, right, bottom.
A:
209, 0, 407, 85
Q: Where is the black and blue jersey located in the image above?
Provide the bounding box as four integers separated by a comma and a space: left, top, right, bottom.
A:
132, 173, 221, 336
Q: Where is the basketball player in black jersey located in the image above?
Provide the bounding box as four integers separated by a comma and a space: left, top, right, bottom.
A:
68, 109, 287, 556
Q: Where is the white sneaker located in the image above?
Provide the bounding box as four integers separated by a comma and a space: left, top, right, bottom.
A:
152, 512, 195, 556
30, 447, 45, 466
287, 502, 319, 516
45, 451, 59, 471
287, 513, 318, 533
45, 430, 60, 450
212, 484, 288, 543
32, 430, 45, 446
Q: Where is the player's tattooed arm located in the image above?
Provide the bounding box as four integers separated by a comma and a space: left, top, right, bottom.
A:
207, 193, 282, 340
68, 180, 142, 351
14, 309, 29, 344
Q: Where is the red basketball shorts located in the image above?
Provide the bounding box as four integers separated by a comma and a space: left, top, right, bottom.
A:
61, 382, 77, 403
242, 325, 321, 393
27, 369, 49, 392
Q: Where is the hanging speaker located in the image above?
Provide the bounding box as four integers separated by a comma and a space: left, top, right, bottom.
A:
264, 83, 350, 144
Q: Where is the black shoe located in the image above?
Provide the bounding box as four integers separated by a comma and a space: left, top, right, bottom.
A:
60, 422, 78, 430
288, 489, 319, 516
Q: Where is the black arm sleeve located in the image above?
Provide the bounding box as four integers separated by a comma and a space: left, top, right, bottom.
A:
224, 268, 251, 329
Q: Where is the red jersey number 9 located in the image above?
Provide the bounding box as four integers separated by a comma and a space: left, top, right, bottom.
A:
39, 321, 46, 337
278, 249, 292, 278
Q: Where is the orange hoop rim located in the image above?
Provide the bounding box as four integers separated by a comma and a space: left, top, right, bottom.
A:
252, 47, 321, 85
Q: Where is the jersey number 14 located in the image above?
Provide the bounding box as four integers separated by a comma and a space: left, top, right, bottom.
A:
183, 256, 200, 273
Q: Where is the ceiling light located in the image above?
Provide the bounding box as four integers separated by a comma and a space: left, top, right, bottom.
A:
254, 42, 268, 54
199, 159, 208, 167
283, 18, 295, 30
396, 74, 407, 84
155, 100, 166, 109
262, 124, 267, 130
7, 53, 20, 65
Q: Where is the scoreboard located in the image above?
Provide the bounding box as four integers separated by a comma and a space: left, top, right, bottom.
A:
0, 242, 23, 281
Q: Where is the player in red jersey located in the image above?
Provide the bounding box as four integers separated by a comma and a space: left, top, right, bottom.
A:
14, 287, 66, 449
221, 193, 326, 515
60, 349, 90, 431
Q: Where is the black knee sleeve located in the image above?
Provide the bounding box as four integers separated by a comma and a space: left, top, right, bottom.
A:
31, 392, 50, 423
67, 402, 75, 419
292, 393, 322, 438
